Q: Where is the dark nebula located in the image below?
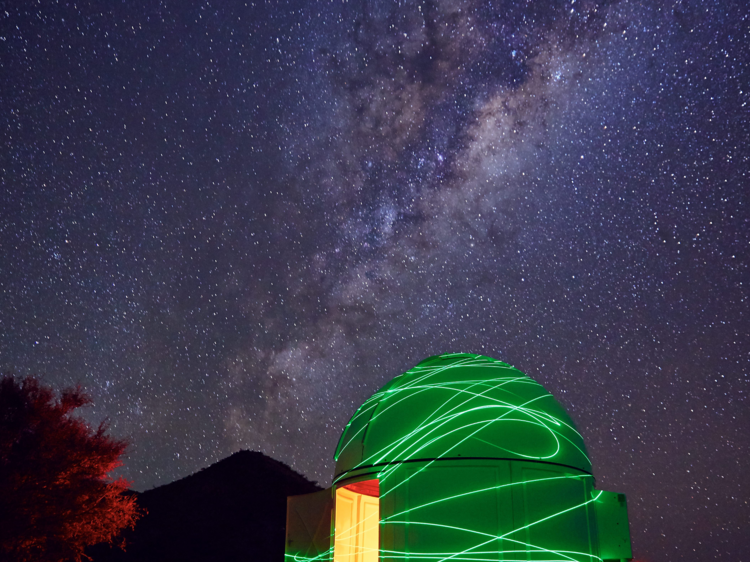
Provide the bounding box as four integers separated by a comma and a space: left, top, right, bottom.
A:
1, 1, 748, 559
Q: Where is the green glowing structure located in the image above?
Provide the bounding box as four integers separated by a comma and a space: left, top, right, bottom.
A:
285, 353, 632, 562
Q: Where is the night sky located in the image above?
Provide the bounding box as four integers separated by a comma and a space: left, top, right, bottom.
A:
2, 0, 748, 559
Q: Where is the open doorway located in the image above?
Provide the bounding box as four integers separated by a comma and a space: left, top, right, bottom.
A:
334, 479, 380, 562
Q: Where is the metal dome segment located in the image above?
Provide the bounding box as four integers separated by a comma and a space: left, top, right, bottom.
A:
334, 354, 592, 480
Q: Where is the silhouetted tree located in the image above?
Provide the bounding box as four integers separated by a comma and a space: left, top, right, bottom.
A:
0, 374, 143, 562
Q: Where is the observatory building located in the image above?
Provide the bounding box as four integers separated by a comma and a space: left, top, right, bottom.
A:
285, 353, 632, 562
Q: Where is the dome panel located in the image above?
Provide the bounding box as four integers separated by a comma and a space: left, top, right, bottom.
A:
334, 353, 591, 480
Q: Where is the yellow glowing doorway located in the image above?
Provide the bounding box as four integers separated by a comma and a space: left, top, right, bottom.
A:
334, 480, 379, 562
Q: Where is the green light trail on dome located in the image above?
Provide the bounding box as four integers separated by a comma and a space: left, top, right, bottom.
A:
378, 489, 605, 562
381, 474, 592, 522
286, 548, 335, 562
334, 356, 591, 476
285, 354, 632, 562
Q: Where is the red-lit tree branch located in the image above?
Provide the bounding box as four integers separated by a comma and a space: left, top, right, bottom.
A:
0, 375, 144, 562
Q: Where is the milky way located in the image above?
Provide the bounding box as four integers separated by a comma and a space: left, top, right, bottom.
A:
1, 1, 748, 559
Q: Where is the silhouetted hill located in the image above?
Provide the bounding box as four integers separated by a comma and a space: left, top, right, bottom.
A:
87, 450, 321, 562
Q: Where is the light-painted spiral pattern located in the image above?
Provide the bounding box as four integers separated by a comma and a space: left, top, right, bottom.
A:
286, 355, 629, 562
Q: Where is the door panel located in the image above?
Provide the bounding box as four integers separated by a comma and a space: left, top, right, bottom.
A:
335, 486, 380, 562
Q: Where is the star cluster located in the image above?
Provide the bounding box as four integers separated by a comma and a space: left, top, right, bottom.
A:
1, 0, 748, 559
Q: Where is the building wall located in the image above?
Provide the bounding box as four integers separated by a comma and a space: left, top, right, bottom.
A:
376, 459, 599, 562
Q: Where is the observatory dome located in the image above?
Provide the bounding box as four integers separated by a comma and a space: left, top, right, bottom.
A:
334, 353, 591, 480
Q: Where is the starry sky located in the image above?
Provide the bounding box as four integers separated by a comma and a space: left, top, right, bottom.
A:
1, 0, 748, 559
